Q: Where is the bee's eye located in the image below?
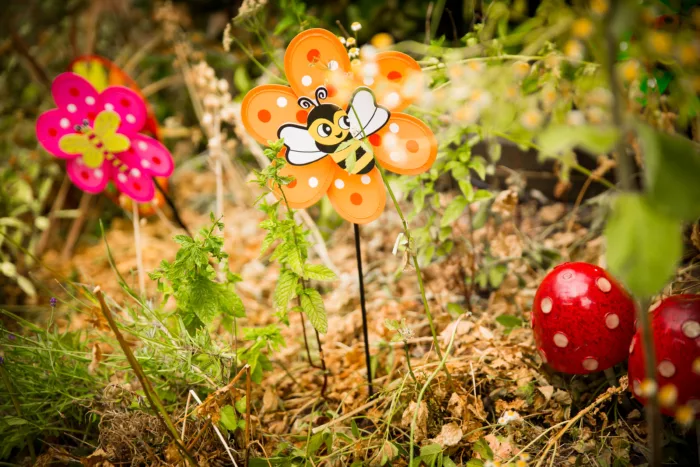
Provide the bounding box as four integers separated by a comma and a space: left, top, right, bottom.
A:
83, 119, 89, 126
317, 123, 332, 138
339, 116, 350, 130
73, 125, 82, 132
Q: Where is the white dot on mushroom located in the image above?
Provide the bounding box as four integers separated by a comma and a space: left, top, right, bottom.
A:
582, 358, 598, 371
658, 360, 676, 378
553, 332, 568, 348
596, 277, 612, 293
682, 320, 700, 339
540, 297, 552, 314
605, 313, 620, 329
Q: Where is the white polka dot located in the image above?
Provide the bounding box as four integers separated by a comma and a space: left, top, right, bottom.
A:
85, 96, 95, 105
582, 358, 599, 371
541, 297, 553, 314
596, 277, 612, 293
60, 118, 70, 129
308, 176, 318, 188
363, 77, 374, 86
389, 123, 400, 133
276, 97, 288, 108
117, 173, 127, 183
141, 160, 151, 169
391, 151, 406, 162
328, 60, 339, 71
385, 92, 400, 108
301, 75, 312, 86
383, 134, 398, 149
138, 141, 148, 151
130, 168, 141, 178
334, 179, 345, 189
561, 270, 574, 280
538, 349, 548, 363
67, 104, 77, 113
126, 114, 136, 124
94, 169, 103, 179
682, 320, 700, 339
553, 332, 568, 348
605, 313, 620, 329
75, 158, 84, 166
633, 379, 642, 396
105, 103, 115, 111
658, 360, 676, 378
361, 175, 371, 185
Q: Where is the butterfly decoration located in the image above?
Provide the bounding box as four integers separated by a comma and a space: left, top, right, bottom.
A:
36, 72, 174, 203
68, 56, 168, 215
241, 28, 437, 224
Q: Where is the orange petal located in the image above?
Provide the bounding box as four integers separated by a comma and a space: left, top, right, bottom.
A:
361, 51, 423, 112
369, 113, 437, 175
241, 85, 309, 146
272, 147, 335, 209
327, 165, 386, 224
284, 29, 352, 107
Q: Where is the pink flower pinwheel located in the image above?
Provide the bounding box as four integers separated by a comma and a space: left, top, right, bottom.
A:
36, 72, 174, 202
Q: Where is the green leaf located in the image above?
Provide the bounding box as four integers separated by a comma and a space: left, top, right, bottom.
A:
441, 196, 468, 227
538, 125, 619, 157
420, 444, 443, 457
307, 431, 325, 455
466, 460, 485, 467
220, 405, 238, 431
472, 438, 493, 461
637, 123, 700, 220
304, 264, 338, 282
274, 270, 298, 310
286, 247, 305, 276
458, 180, 474, 202
605, 193, 682, 298
16, 276, 36, 297
300, 288, 328, 334
443, 457, 458, 467
473, 189, 493, 202
351, 419, 360, 438
468, 156, 487, 180
496, 314, 523, 329
235, 396, 247, 414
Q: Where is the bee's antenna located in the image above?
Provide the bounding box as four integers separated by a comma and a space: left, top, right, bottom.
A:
297, 97, 317, 109
315, 86, 328, 102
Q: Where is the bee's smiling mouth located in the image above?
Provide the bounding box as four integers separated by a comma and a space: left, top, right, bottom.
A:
334, 131, 343, 137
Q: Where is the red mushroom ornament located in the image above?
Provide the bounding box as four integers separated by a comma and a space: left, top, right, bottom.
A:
532, 262, 636, 374
628, 295, 700, 418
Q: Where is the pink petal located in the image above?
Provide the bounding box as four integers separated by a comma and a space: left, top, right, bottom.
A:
36, 109, 78, 159
97, 86, 147, 135
51, 73, 99, 123
65, 159, 110, 194
128, 134, 174, 177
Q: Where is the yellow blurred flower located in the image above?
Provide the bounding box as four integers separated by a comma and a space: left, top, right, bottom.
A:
346, 37, 357, 47
679, 43, 699, 66
591, 0, 608, 15
640, 378, 657, 397
564, 40, 584, 60
693, 357, 700, 375
506, 85, 519, 99
649, 31, 672, 55
541, 85, 557, 107
370, 33, 393, 49
350, 22, 362, 32
512, 60, 531, 78
675, 405, 695, 427
448, 64, 464, 80
692, 76, 700, 93
658, 384, 678, 408
466, 61, 485, 73
572, 18, 594, 39
521, 109, 543, 130
454, 104, 479, 124
619, 60, 640, 83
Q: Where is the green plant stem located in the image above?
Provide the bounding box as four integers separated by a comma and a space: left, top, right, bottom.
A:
402, 343, 418, 385
0, 364, 36, 461
408, 317, 460, 465
94, 287, 197, 466
603, 3, 661, 465
376, 165, 445, 363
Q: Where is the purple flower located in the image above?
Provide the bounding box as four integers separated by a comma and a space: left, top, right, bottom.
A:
7, 334, 15, 340
50, 297, 57, 308
0, 356, 4, 365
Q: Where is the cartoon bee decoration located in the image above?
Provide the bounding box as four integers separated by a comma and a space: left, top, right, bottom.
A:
278, 86, 390, 175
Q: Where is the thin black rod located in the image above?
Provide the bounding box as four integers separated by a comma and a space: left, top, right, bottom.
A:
153, 178, 193, 237
353, 223, 373, 398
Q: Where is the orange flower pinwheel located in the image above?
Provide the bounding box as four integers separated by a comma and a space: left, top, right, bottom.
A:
241, 28, 437, 224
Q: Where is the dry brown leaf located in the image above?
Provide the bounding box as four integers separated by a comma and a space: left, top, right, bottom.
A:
88, 343, 103, 375
538, 385, 554, 402
401, 401, 428, 443
538, 203, 566, 223
440, 320, 474, 346
491, 189, 518, 217
447, 392, 466, 420
429, 422, 463, 448
485, 433, 515, 461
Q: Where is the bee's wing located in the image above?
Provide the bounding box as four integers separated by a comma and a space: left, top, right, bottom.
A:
278, 124, 327, 165
347, 87, 390, 139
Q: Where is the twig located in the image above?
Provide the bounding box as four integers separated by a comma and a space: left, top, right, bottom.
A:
132, 203, 146, 297
311, 397, 383, 434
354, 223, 374, 398
189, 389, 238, 466
314, 329, 328, 398
35, 176, 71, 257
425, 2, 434, 45
93, 287, 197, 466
141, 74, 183, 98
61, 193, 92, 260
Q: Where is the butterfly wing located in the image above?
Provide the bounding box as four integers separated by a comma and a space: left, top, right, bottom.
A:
271, 147, 335, 209
326, 165, 386, 224
241, 85, 310, 146
346, 87, 390, 139
96, 86, 147, 135
70, 57, 110, 92
93, 110, 131, 153
65, 159, 110, 194
129, 134, 175, 177
278, 124, 327, 165
58, 134, 105, 168
284, 28, 352, 106
368, 113, 437, 175
112, 149, 157, 202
